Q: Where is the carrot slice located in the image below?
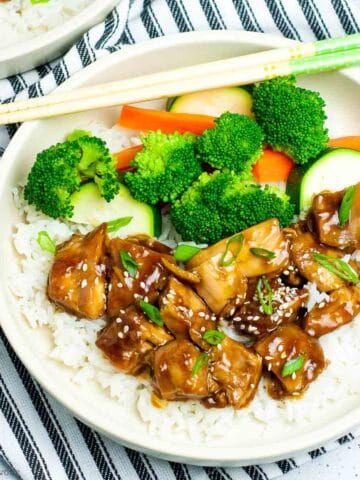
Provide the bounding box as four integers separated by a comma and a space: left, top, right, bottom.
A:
253, 149, 294, 183
327, 136, 360, 151
114, 144, 143, 171
118, 105, 215, 135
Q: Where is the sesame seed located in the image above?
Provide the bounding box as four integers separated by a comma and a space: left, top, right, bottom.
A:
144, 296, 149, 302
283, 270, 290, 275
108, 284, 112, 292
198, 312, 206, 317
123, 325, 129, 333
162, 298, 169, 305
116, 318, 122, 323
308, 328, 316, 337
318, 301, 325, 309
118, 332, 124, 339
267, 363, 272, 371
124, 271, 129, 278
200, 326, 206, 332
189, 310, 194, 318
280, 352, 287, 359
278, 344, 284, 352
82, 263, 88, 272
117, 282, 123, 288
229, 307, 235, 316
140, 281, 146, 289
265, 355, 273, 361
291, 372, 297, 380
80, 279, 87, 288
95, 277, 99, 285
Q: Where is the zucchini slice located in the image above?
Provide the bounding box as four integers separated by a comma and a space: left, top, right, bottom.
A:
167, 87, 253, 117
70, 182, 161, 237
299, 148, 360, 212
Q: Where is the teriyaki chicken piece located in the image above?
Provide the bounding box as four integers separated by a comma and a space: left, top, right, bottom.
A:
47, 223, 107, 319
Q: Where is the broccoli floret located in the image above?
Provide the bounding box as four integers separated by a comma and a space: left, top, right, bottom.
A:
252, 76, 328, 164
197, 112, 264, 174
24, 135, 120, 219
171, 171, 294, 244
124, 131, 202, 205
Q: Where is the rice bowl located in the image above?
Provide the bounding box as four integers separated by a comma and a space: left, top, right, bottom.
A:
1, 32, 360, 465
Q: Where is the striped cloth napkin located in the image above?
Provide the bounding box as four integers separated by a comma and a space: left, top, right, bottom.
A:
1, 1, 360, 479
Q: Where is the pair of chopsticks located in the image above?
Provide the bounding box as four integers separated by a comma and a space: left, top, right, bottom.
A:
0, 33, 359, 126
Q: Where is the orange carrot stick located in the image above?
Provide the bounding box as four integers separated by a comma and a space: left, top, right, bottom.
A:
114, 144, 143, 171
327, 136, 360, 151
253, 149, 294, 183
118, 105, 215, 135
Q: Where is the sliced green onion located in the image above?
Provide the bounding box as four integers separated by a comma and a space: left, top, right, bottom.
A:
339, 185, 356, 227
219, 234, 244, 267
191, 352, 209, 376
281, 354, 305, 377
313, 252, 359, 284
31, 0, 50, 4
119, 250, 139, 278
250, 247, 276, 260
256, 277, 273, 315
139, 300, 164, 327
174, 244, 201, 262
37, 230, 56, 254
107, 216, 132, 233
202, 330, 225, 346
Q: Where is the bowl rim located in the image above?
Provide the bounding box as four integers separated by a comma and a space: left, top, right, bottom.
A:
1, 30, 359, 466
0, 0, 119, 64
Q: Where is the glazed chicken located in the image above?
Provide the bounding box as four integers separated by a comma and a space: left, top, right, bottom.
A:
48, 223, 107, 319
254, 324, 325, 397
233, 277, 308, 338
96, 306, 173, 374
47, 182, 360, 410
303, 286, 360, 337
107, 237, 174, 319
310, 183, 360, 251
159, 276, 216, 350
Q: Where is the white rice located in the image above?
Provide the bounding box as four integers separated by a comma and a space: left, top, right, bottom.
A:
0, 0, 93, 49
10, 121, 360, 441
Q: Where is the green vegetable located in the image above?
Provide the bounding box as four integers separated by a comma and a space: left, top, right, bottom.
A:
70, 182, 161, 237
167, 87, 253, 117
24, 135, 121, 219
139, 300, 164, 327
171, 171, 294, 244
36, 230, 56, 253
299, 149, 360, 212
31, 0, 50, 3
256, 277, 273, 315
252, 76, 328, 165
107, 216, 132, 233
191, 352, 209, 376
250, 247, 276, 260
219, 234, 244, 267
339, 185, 356, 227
197, 112, 264, 175
119, 250, 139, 278
312, 252, 359, 284
124, 131, 202, 205
66, 129, 91, 142
174, 244, 202, 262
281, 354, 305, 377
202, 330, 225, 346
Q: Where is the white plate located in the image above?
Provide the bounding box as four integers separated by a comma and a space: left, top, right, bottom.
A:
0, 0, 119, 79
0, 31, 360, 466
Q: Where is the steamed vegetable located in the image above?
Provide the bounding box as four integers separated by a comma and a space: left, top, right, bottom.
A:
253, 149, 294, 183
114, 144, 143, 171
24, 135, 120, 219
124, 131, 202, 205
118, 105, 215, 135
171, 171, 294, 244
328, 136, 360, 151
252, 76, 328, 164
168, 87, 253, 117
299, 148, 360, 211
70, 182, 161, 236
197, 112, 264, 176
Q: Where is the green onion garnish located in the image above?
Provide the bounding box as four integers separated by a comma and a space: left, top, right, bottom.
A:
313, 252, 359, 284
281, 354, 305, 377
250, 247, 276, 260
37, 230, 56, 254
202, 330, 225, 346
338, 185, 356, 227
139, 300, 164, 327
256, 277, 273, 315
119, 250, 139, 278
107, 216, 132, 233
31, 0, 50, 4
174, 244, 201, 262
191, 352, 209, 376
219, 234, 244, 267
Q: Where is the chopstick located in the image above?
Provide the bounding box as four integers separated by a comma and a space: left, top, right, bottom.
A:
0, 33, 359, 126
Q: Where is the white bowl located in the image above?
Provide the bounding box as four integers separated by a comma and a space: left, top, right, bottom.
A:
1, 31, 360, 466
0, 0, 119, 79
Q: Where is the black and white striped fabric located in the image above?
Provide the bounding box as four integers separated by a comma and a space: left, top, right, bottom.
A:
1, 1, 360, 479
